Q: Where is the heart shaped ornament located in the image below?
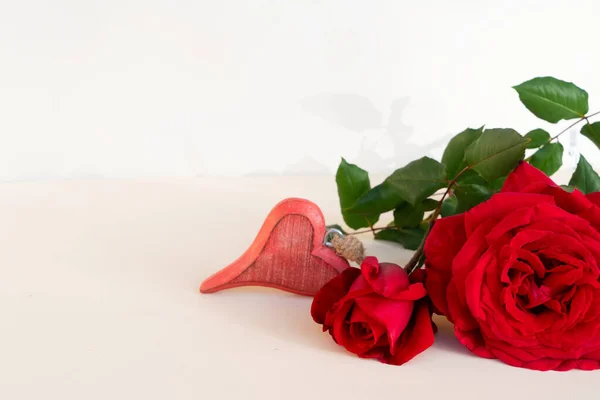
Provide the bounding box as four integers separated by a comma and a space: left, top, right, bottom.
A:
200, 198, 350, 296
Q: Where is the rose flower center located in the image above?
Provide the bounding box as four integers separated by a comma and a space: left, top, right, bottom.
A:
349, 322, 374, 340
506, 250, 583, 316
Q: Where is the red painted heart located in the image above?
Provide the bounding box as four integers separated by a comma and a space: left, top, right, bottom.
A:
200, 198, 350, 296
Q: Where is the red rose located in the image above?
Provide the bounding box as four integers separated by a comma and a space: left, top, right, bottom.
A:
311, 256, 434, 365
425, 162, 600, 371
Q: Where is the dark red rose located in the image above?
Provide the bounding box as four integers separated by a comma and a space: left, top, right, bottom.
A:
425, 162, 600, 371
311, 256, 434, 365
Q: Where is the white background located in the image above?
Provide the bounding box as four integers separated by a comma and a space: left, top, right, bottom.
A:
2, 3, 600, 395
1, 0, 599, 181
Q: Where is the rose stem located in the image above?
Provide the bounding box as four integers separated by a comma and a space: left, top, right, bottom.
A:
402, 166, 471, 274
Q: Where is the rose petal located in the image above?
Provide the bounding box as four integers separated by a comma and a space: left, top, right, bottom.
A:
311, 267, 360, 325
486, 338, 540, 365
331, 301, 356, 348
524, 358, 565, 371
486, 346, 552, 370
425, 214, 467, 273
350, 304, 387, 343
409, 268, 426, 284
360, 335, 390, 362
424, 269, 451, 316
554, 359, 600, 371
464, 193, 554, 236
577, 199, 600, 231
481, 273, 554, 340
584, 347, 600, 360
386, 299, 435, 365
447, 280, 478, 330
424, 214, 466, 316
354, 295, 414, 348
587, 192, 600, 207
347, 274, 376, 296
452, 219, 496, 294
501, 162, 555, 193
465, 251, 493, 322
542, 186, 592, 215
484, 206, 538, 244
390, 282, 427, 301
522, 183, 600, 231
360, 257, 410, 298
454, 326, 494, 358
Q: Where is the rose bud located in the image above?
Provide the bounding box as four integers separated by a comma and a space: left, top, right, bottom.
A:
311, 256, 435, 365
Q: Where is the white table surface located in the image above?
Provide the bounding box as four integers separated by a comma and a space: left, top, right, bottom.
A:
1, 175, 599, 399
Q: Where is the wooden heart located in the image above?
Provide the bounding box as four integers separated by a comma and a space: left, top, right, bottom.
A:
200, 198, 350, 296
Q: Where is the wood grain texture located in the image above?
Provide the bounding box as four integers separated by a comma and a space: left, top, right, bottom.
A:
200, 198, 350, 296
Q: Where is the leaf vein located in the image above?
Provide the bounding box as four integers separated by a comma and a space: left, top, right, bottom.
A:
518, 90, 585, 117
469, 140, 529, 167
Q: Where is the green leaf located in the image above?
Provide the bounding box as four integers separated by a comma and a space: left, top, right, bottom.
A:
491, 176, 507, 191
454, 184, 493, 214
442, 127, 483, 179
569, 155, 600, 194
528, 143, 563, 176
345, 181, 404, 216
374, 227, 425, 250
440, 196, 458, 217
326, 224, 347, 235
465, 128, 529, 182
524, 129, 551, 148
456, 169, 488, 186
513, 77, 588, 123
420, 198, 439, 211
581, 122, 600, 151
335, 158, 379, 229
385, 157, 447, 206
393, 203, 425, 228
560, 185, 576, 193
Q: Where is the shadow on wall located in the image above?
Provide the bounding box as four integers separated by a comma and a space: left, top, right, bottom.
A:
248, 93, 451, 176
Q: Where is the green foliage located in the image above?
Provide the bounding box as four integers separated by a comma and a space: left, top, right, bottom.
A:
393, 203, 425, 228
374, 227, 425, 250
529, 143, 564, 176
345, 181, 404, 216
581, 122, 600, 151
465, 128, 529, 182
440, 196, 458, 217
442, 127, 483, 179
335, 158, 378, 229
569, 155, 600, 194
456, 169, 488, 186
524, 129, 550, 148
454, 184, 494, 214
385, 157, 447, 206
420, 198, 439, 211
491, 176, 508, 191
513, 77, 588, 123
560, 185, 576, 193
333, 76, 599, 254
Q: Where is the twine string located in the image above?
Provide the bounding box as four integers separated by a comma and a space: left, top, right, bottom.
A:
329, 233, 365, 264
